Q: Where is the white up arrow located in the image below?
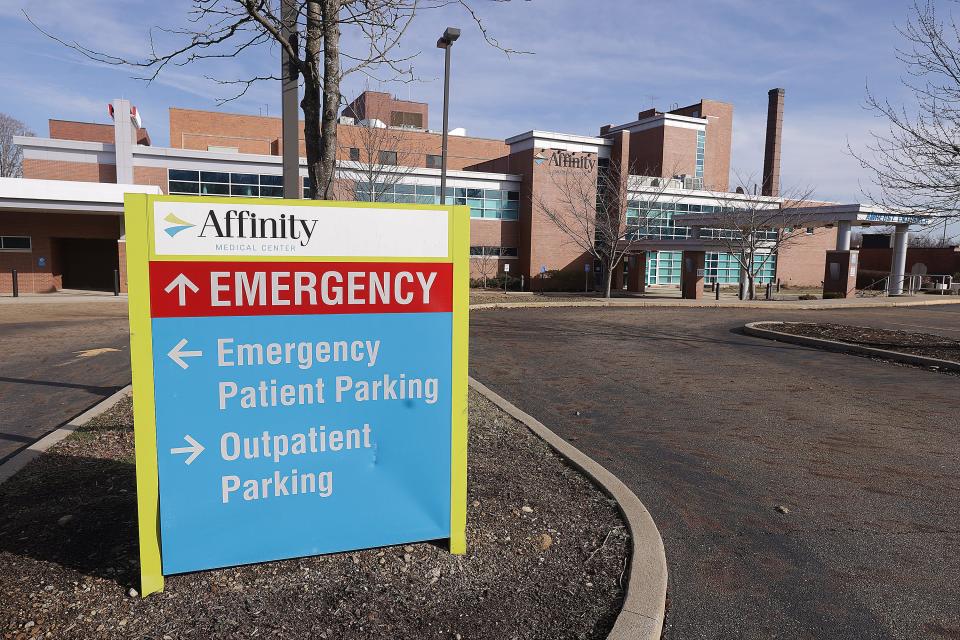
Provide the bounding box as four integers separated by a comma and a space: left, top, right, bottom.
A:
167, 338, 203, 370
164, 274, 199, 306
170, 435, 204, 465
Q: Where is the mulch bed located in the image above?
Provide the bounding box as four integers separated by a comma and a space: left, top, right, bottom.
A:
0, 390, 628, 640
764, 322, 960, 363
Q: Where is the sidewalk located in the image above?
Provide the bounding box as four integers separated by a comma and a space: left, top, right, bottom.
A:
470, 290, 960, 311
0, 291, 127, 305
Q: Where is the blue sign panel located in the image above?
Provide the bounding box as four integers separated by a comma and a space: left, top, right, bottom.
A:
152, 312, 452, 574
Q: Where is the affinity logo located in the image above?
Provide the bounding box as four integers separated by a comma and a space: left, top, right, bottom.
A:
534, 152, 547, 166
163, 213, 196, 237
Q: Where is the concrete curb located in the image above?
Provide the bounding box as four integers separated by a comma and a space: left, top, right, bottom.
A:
470, 296, 960, 312
0, 385, 132, 486
468, 377, 667, 640
744, 322, 960, 372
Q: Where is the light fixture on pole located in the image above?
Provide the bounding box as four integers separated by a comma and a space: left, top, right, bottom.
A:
436, 27, 460, 205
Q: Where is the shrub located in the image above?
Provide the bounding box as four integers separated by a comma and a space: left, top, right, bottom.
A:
822, 292, 844, 299
798, 294, 819, 300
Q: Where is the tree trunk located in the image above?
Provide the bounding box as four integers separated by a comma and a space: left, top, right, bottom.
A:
604, 262, 613, 298
302, 1, 323, 199
318, 0, 341, 200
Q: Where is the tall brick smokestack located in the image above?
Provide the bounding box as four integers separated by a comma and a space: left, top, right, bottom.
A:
761, 88, 784, 197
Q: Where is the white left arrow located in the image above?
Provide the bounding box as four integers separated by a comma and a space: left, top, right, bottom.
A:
164, 274, 199, 306
170, 435, 204, 465
167, 338, 203, 370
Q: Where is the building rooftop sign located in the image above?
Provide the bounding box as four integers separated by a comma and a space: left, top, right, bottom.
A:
126, 194, 469, 596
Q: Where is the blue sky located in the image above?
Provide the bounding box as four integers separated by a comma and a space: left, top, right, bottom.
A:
0, 0, 919, 205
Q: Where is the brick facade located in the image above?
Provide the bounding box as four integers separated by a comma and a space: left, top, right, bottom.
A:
48, 119, 151, 146
0, 212, 122, 294
23, 159, 116, 183
169, 105, 508, 171
342, 91, 429, 130
775, 227, 837, 287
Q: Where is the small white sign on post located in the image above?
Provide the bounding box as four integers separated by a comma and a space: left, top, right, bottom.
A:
503, 263, 510, 272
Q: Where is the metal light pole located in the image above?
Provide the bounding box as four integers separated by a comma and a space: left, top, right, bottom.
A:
436, 27, 460, 205
281, 0, 300, 199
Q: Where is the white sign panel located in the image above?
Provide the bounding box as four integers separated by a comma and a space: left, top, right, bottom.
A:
153, 202, 449, 258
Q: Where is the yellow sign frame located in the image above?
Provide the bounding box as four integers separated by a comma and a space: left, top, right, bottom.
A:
125, 194, 470, 596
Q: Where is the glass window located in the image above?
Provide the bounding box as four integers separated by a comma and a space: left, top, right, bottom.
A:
200, 182, 229, 195
260, 174, 283, 186
394, 184, 416, 194
169, 181, 199, 194
230, 173, 259, 185
416, 185, 436, 196
349, 147, 360, 161
0, 236, 31, 250
260, 186, 283, 198
467, 188, 483, 198
426, 154, 442, 169
200, 171, 229, 183
379, 151, 398, 166
231, 184, 258, 197
169, 169, 199, 182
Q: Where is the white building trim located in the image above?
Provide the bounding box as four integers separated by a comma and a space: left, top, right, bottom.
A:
0, 178, 161, 214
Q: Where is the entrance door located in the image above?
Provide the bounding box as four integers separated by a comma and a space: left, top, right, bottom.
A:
55, 238, 119, 291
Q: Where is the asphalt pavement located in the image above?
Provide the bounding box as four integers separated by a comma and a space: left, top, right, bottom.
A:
2, 296, 958, 638
470, 304, 960, 640
0, 300, 131, 462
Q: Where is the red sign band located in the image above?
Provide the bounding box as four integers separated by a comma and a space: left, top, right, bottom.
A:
149, 261, 453, 318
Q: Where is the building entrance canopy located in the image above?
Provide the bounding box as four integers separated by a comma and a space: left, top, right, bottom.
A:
673, 203, 930, 231
672, 203, 932, 296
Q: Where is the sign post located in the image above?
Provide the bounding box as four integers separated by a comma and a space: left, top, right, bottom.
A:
126, 195, 469, 595
503, 262, 509, 294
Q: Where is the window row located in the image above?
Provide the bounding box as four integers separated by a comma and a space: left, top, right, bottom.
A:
345, 182, 521, 220
644, 250, 777, 286
695, 130, 705, 179
469, 246, 519, 257
345, 149, 444, 170
168, 170, 283, 198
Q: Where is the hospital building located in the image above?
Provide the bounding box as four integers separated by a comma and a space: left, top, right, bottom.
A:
0, 88, 911, 296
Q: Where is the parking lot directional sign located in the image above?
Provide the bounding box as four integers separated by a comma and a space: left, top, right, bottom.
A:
126, 195, 469, 595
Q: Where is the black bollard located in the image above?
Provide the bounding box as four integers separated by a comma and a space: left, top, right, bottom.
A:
114, 269, 121, 296
11, 269, 18, 298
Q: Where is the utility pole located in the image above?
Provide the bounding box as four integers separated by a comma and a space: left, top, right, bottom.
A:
281, 0, 300, 199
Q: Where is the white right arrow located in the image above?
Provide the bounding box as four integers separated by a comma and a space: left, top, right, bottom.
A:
164, 274, 199, 306
167, 338, 203, 370
170, 435, 205, 465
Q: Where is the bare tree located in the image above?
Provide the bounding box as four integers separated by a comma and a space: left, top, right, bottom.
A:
470, 248, 499, 288
335, 112, 424, 201
851, 0, 960, 227
28, 1, 522, 199
536, 159, 674, 298
700, 179, 817, 299
0, 113, 34, 178
910, 229, 957, 246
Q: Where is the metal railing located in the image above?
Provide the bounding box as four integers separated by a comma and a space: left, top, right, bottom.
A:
856, 273, 956, 297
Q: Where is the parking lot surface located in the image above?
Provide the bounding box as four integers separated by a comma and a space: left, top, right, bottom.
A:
0, 301, 130, 462
470, 304, 960, 639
